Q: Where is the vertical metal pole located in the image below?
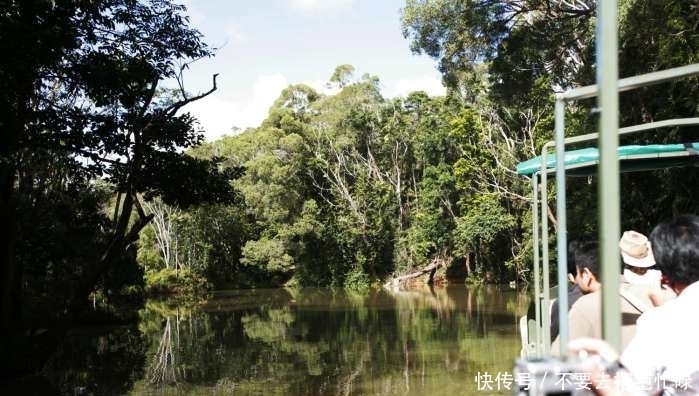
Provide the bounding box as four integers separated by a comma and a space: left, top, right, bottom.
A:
540, 148, 551, 353
597, 0, 622, 351
554, 99, 569, 357
532, 175, 542, 356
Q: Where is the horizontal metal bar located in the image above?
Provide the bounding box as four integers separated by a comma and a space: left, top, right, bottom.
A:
557, 64, 699, 101
540, 117, 699, 149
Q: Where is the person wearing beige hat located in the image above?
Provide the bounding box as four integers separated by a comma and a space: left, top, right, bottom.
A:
619, 230, 661, 285
619, 230, 677, 307
550, 239, 653, 355
551, 232, 665, 356
567, 215, 699, 395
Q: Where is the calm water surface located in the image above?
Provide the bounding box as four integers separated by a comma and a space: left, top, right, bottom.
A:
44, 285, 529, 395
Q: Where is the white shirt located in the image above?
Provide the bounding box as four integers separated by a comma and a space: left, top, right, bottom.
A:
623, 268, 662, 286
621, 280, 699, 384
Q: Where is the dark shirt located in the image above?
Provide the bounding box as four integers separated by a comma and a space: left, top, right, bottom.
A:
549, 283, 584, 341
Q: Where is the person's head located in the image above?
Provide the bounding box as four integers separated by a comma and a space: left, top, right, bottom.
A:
649, 214, 699, 292
567, 241, 583, 277
619, 230, 655, 275
568, 239, 601, 293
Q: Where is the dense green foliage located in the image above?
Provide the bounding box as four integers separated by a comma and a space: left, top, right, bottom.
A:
172, 82, 510, 289
2, 1, 699, 391
401, 0, 699, 238
0, 0, 237, 342
136, 0, 699, 291
3, 0, 699, 353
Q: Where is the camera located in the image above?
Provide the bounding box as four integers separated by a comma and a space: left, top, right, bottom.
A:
513, 357, 597, 396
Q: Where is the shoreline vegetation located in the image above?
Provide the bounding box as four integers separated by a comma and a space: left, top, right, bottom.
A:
2, 0, 698, 388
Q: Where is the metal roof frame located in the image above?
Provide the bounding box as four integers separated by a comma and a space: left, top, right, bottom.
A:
522, 65, 699, 358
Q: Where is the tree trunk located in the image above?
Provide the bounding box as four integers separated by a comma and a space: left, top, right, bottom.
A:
0, 168, 18, 332
384, 259, 442, 289
0, 90, 27, 332
149, 316, 177, 384
68, 190, 153, 316
427, 266, 437, 285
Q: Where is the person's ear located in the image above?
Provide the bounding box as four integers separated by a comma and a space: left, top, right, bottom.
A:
660, 274, 669, 286
581, 268, 592, 286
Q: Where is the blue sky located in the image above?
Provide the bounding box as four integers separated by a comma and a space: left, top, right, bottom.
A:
177, 0, 445, 141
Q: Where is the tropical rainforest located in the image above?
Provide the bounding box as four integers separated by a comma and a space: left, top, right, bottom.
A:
1, 0, 698, 377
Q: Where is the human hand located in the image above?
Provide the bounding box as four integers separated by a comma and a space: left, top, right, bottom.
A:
567, 338, 640, 396
568, 337, 619, 363
650, 274, 678, 306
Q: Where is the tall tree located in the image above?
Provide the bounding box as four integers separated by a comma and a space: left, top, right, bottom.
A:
1, 0, 94, 329
0, 0, 237, 328
401, 0, 699, 275
328, 64, 356, 89
401, 0, 596, 98
143, 198, 181, 271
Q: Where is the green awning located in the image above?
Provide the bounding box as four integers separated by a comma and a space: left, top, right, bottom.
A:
516, 142, 699, 177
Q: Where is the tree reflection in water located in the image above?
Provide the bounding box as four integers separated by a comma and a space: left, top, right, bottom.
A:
41, 285, 529, 396
41, 326, 146, 396
148, 316, 177, 384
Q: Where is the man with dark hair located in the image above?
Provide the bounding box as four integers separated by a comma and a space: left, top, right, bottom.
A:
620, 214, 699, 385
549, 240, 592, 341
550, 240, 602, 354
570, 239, 603, 292
568, 215, 699, 395
551, 237, 656, 354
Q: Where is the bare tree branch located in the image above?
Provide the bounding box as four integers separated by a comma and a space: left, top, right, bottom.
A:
165, 73, 219, 117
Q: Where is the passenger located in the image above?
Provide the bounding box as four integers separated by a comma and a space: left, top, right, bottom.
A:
567, 214, 699, 395
619, 230, 660, 285
550, 240, 602, 354
550, 238, 655, 354
620, 214, 699, 388
549, 240, 588, 341
619, 230, 677, 306
617, 230, 673, 318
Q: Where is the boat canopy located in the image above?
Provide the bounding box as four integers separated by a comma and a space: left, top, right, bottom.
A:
516, 142, 699, 177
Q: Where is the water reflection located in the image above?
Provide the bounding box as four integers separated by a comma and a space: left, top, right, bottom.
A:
42, 325, 146, 396
44, 285, 529, 396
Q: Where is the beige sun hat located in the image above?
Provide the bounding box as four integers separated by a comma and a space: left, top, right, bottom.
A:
619, 230, 656, 268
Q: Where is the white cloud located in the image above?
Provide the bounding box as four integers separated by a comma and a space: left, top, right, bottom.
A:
184, 96, 235, 141
224, 23, 247, 43
183, 73, 446, 142
185, 73, 289, 142
249, 73, 289, 116
288, 0, 354, 11
388, 75, 446, 98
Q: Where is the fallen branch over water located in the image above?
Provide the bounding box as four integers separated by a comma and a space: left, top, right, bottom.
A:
384, 259, 443, 290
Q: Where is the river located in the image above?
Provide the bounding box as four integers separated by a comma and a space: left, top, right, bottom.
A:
41, 284, 529, 395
